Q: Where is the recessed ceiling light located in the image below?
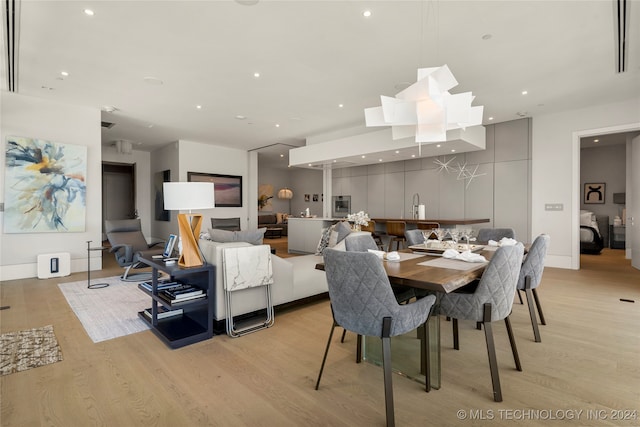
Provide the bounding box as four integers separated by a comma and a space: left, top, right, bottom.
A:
235, 115, 246, 120
308, 163, 312, 167
196, 105, 202, 109
254, 72, 260, 78
521, 90, 528, 95
594, 139, 599, 143
363, 10, 372, 17
333, 160, 337, 163
275, 124, 280, 127
83, 9, 94, 16
488, 117, 494, 120
411, 154, 416, 158
280, 154, 284, 157
378, 158, 383, 162
60, 71, 69, 77
338, 104, 344, 108
395, 150, 400, 154
451, 149, 456, 152
361, 155, 366, 158
436, 144, 441, 148
148, 124, 154, 128
482, 34, 492, 40
102, 105, 117, 113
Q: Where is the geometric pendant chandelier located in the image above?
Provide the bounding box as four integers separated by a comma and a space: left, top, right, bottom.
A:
364, 64, 484, 143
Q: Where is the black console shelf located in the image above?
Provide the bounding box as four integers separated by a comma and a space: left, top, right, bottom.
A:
138, 257, 215, 349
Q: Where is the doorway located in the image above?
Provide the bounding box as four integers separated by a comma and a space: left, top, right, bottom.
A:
102, 162, 136, 236
575, 125, 639, 270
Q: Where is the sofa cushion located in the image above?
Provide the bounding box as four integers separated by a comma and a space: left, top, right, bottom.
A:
316, 221, 352, 255
258, 214, 277, 225
207, 228, 267, 245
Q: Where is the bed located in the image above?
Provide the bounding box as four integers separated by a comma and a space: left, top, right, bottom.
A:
580, 211, 609, 254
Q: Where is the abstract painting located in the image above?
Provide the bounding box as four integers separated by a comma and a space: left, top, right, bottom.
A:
584, 182, 605, 204
154, 170, 170, 221
187, 172, 243, 207
258, 184, 274, 211
4, 136, 87, 233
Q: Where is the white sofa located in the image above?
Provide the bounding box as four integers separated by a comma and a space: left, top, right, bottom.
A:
198, 239, 328, 324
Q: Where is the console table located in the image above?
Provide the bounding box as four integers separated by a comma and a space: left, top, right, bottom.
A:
138, 257, 215, 348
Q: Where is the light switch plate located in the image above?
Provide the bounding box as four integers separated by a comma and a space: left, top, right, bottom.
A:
545, 203, 563, 211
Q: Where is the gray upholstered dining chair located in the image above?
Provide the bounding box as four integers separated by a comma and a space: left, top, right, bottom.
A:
405, 229, 426, 246
477, 228, 516, 242
516, 234, 550, 343
105, 219, 164, 281
439, 243, 525, 402
344, 233, 378, 252
316, 249, 436, 427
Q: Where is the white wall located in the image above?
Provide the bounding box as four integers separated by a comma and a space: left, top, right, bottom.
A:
257, 166, 292, 215
101, 146, 152, 238
531, 98, 640, 269
0, 92, 102, 280
150, 140, 250, 238
289, 168, 323, 217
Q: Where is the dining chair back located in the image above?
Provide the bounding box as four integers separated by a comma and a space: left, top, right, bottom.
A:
439, 243, 525, 402
477, 228, 516, 242
405, 229, 425, 246
344, 234, 378, 252
385, 221, 407, 251
360, 220, 384, 250
316, 249, 436, 427
517, 234, 550, 342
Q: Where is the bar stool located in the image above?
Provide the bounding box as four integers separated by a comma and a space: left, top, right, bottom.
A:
417, 222, 440, 240
361, 220, 384, 250
386, 221, 407, 251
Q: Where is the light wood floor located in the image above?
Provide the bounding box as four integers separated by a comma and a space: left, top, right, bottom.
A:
1, 248, 639, 426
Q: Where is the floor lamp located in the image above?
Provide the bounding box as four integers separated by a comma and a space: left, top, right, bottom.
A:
163, 182, 215, 268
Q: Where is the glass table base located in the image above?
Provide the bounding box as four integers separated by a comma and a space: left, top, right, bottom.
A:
362, 313, 441, 389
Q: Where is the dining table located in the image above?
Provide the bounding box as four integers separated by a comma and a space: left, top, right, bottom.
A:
316, 243, 509, 391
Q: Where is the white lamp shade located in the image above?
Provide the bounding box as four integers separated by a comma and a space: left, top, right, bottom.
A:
163, 182, 215, 210
277, 188, 293, 199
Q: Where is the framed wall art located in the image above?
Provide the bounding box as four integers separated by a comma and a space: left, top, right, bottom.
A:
584, 182, 605, 204
154, 169, 171, 221
4, 136, 87, 233
188, 172, 242, 207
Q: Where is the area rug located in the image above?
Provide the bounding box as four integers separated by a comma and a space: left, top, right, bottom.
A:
58, 276, 150, 343
0, 325, 63, 376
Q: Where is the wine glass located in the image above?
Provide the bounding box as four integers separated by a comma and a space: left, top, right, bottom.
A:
433, 228, 446, 248
448, 229, 460, 250
460, 228, 474, 251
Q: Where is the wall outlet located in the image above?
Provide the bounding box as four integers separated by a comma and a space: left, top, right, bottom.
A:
545, 203, 564, 211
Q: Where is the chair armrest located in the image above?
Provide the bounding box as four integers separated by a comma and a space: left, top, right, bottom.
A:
109, 243, 134, 262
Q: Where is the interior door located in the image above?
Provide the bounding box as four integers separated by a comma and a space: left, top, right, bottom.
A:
102, 162, 136, 235
631, 136, 639, 270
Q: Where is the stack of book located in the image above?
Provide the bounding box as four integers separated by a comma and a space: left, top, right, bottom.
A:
142, 306, 183, 320
139, 279, 180, 293
158, 284, 206, 305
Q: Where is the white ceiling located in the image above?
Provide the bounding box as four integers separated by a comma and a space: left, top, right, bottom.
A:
3, 0, 640, 169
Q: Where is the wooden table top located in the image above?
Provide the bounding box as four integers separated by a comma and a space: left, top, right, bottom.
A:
316, 249, 498, 294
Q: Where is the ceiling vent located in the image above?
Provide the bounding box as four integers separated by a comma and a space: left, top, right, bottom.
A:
3, 0, 19, 92
614, 0, 629, 73
101, 121, 115, 129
